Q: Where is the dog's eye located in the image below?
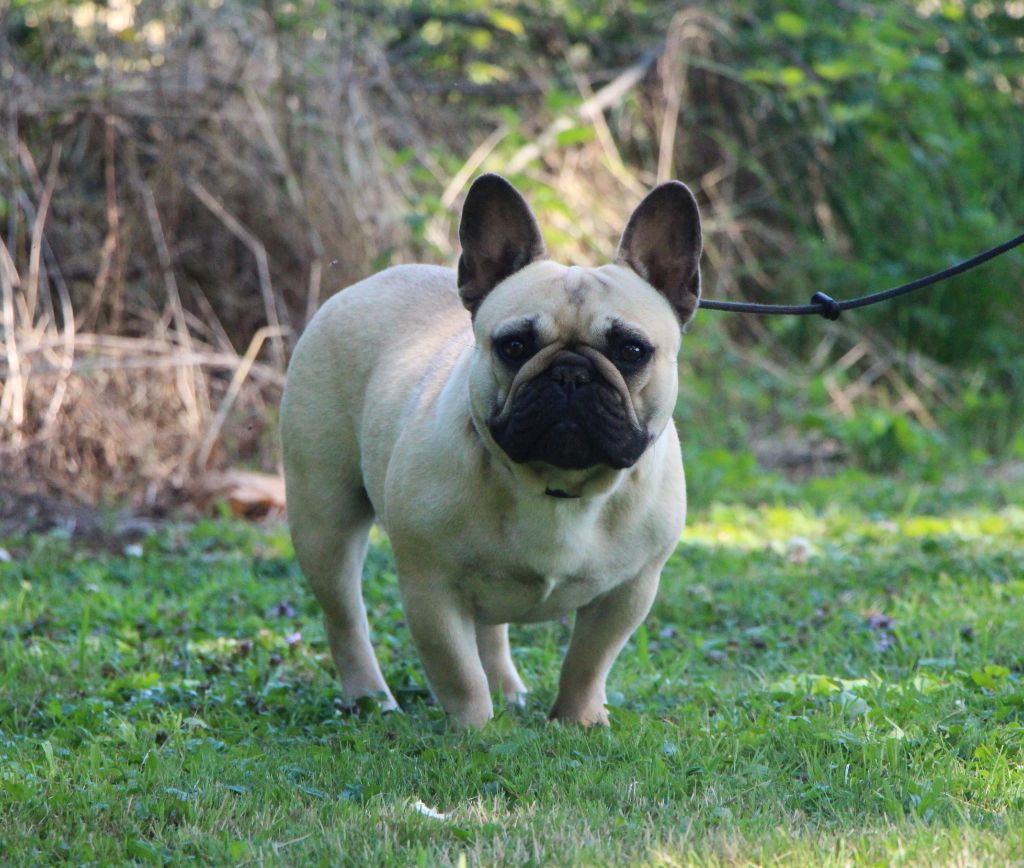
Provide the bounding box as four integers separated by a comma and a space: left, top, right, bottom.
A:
616, 341, 650, 366
496, 337, 531, 365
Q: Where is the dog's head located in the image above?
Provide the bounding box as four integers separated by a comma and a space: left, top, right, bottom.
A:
459, 174, 702, 494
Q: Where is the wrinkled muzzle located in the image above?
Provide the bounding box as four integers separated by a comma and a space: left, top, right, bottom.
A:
488, 350, 650, 470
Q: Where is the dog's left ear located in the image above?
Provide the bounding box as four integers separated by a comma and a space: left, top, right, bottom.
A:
458, 174, 546, 315
616, 181, 703, 325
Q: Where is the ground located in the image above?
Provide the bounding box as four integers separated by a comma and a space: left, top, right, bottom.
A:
1, 467, 1023, 865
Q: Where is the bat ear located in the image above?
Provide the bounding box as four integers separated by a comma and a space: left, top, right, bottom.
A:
457, 174, 545, 316
616, 181, 703, 325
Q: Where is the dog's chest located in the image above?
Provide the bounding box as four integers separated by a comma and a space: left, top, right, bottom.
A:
455, 505, 637, 623
470, 568, 615, 623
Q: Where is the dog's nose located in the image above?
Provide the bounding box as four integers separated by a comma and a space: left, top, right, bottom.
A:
548, 354, 593, 388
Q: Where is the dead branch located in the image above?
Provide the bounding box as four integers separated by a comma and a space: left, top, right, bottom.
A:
23, 144, 61, 333
0, 247, 24, 442
185, 177, 287, 369
506, 46, 664, 174
127, 148, 207, 430
196, 325, 288, 471
440, 124, 510, 209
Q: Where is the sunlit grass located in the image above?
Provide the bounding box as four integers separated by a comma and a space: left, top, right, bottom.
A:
1, 473, 1023, 864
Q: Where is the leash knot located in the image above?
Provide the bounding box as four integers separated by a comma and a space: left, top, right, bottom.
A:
811, 291, 841, 320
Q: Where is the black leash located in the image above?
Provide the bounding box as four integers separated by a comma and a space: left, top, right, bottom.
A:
698, 230, 1024, 320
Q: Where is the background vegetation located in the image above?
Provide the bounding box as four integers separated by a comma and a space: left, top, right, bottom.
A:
2, 0, 1023, 508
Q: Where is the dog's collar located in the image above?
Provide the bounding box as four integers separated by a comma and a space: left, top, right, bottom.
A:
545, 488, 581, 499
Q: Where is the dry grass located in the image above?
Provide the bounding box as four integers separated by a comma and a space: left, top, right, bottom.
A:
1, 5, 409, 504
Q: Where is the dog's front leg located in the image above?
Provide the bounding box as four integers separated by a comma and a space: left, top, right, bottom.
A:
401, 579, 493, 727
549, 561, 664, 726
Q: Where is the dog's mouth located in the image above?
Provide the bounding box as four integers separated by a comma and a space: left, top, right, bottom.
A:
488, 352, 650, 471
544, 487, 580, 499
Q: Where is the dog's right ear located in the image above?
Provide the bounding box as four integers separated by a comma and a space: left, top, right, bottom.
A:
458, 174, 546, 315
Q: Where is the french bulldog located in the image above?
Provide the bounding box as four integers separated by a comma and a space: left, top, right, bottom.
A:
280, 174, 702, 726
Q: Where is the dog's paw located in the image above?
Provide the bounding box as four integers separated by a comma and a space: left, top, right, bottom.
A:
547, 701, 609, 727
339, 691, 401, 717
503, 689, 529, 710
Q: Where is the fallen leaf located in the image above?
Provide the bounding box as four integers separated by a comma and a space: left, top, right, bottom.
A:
196, 470, 286, 520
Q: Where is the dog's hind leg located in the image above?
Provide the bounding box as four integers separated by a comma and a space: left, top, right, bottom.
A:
288, 491, 398, 711
476, 623, 528, 705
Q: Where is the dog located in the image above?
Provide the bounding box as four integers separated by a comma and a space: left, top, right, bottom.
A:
280, 174, 702, 726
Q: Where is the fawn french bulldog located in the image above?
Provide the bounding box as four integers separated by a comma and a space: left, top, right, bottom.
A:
281, 174, 702, 726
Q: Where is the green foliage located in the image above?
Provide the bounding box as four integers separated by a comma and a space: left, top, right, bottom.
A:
360, 0, 1024, 453
2, 471, 1024, 863
735, 2, 1024, 351
834, 410, 947, 476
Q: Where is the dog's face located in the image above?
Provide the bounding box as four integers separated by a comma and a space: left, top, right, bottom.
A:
458, 175, 703, 491
470, 261, 682, 473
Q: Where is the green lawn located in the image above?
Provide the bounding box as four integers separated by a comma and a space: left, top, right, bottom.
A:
2, 469, 1023, 865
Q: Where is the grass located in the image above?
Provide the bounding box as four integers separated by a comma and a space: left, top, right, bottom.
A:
2, 467, 1024, 865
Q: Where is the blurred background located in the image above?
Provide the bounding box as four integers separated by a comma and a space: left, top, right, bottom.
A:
1, 0, 1023, 519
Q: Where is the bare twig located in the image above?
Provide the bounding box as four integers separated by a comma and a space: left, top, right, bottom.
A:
196, 325, 287, 470
4, 96, 19, 256
80, 114, 124, 332
506, 46, 663, 175
9, 144, 77, 433
305, 257, 322, 327
570, 66, 647, 197
441, 124, 510, 209
887, 366, 938, 429
23, 143, 61, 331
658, 19, 685, 184
657, 10, 719, 184
240, 86, 323, 332
824, 374, 855, 418
0, 245, 24, 441
40, 249, 76, 433
242, 85, 304, 213
186, 177, 287, 369
7, 345, 283, 385
128, 150, 206, 430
